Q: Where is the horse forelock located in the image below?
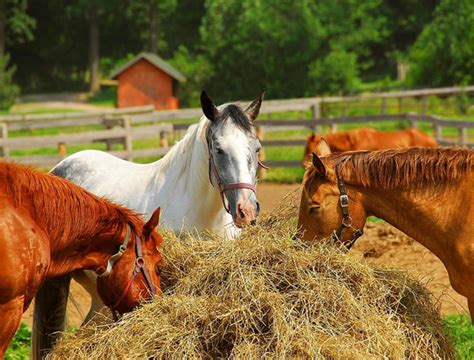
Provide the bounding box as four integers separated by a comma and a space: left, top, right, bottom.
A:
0, 161, 144, 242
213, 103, 254, 134
329, 147, 474, 189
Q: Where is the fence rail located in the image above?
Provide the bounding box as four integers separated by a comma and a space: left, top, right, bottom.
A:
1, 85, 474, 168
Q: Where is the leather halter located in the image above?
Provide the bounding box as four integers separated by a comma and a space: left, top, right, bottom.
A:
96, 224, 157, 313
207, 136, 268, 213
330, 164, 364, 252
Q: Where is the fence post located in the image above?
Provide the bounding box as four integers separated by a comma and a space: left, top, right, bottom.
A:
256, 125, 266, 180
397, 97, 403, 113
57, 142, 67, 158
0, 123, 9, 157
431, 115, 443, 143
311, 100, 321, 134
407, 112, 418, 128
123, 116, 133, 160
160, 130, 170, 148
421, 96, 428, 116
381, 96, 387, 114
460, 127, 467, 146
330, 122, 338, 133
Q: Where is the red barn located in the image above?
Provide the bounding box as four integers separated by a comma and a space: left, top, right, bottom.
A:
110, 52, 185, 110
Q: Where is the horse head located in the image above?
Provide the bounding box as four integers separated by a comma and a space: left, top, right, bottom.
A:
297, 140, 366, 250
96, 207, 163, 314
201, 90, 265, 228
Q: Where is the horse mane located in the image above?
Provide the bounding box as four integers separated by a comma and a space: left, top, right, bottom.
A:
329, 147, 474, 189
0, 161, 144, 242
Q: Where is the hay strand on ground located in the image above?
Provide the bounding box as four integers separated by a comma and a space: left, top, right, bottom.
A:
49, 202, 454, 359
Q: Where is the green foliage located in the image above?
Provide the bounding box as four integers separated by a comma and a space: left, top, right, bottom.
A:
4, 0, 36, 45
198, 0, 388, 102
307, 49, 360, 95
444, 314, 474, 360
169, 46, 213, 107
5, 323, 31, 360
0, 53, 20, 109
408, 0, 474, 87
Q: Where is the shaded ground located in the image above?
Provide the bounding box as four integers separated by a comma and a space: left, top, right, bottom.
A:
22, 182, 468, 329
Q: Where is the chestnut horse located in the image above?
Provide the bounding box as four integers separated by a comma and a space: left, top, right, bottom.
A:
302, 128, 437, 166
298, 142, 474, 321
0, 161, 163, 357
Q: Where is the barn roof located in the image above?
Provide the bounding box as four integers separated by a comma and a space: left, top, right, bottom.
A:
110, 52, 186, 82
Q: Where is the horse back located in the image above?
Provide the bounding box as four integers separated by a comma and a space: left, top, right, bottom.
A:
407, 128, 438, 147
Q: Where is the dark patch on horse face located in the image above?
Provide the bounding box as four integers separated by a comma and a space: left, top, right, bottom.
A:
207, 106, 261, 221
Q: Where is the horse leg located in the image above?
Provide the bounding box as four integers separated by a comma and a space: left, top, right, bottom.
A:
73, 270, 107, 324
32, 274, 71, 360
0, 296, 24, 358
469, 298, 474, 324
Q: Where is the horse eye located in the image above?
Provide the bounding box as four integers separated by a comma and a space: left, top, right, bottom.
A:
309, 204, 321, 214
216, 148, 224, 155
155, 263, 162, 276
256, 147, 261, 153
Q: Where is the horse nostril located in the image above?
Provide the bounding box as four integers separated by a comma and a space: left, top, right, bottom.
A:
238, 204, 245, 219
256, 201, 260, 214
250, 220, 256, 225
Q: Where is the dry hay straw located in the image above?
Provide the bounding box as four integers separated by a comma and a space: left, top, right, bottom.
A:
50, 198, 455, 359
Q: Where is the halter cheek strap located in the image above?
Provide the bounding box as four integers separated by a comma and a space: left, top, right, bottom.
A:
330, 164, 364, 252
96, 224, 157, 315
207, 140, 268, 214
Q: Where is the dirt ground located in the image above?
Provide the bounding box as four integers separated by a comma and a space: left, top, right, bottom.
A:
22, 182, 468, 329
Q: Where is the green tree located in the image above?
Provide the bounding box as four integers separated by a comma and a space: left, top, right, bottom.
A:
169, 45, 213, 107
0, 0, 36, 56
307, 49, 359, 95
408, 0, 474, 86
0, 53, 20, 109
199, 0, 386, 101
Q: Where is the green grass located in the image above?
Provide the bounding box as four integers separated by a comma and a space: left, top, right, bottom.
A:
444, 314, 474, 359
5, 323, 31, 360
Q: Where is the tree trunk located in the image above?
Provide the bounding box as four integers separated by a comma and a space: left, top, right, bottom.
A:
88, 6, 100, 93
0, 0, 6, 57
148, 1, 157, 53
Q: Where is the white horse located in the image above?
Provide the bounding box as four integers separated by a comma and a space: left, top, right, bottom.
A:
32, 91, 265, 359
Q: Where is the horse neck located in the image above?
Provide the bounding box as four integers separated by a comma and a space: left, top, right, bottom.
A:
30, 188, 133, 277
151, 118, 226, 227
353, 176, 472, 258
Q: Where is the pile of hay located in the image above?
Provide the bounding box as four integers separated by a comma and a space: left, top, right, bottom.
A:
50, 204, 454, 359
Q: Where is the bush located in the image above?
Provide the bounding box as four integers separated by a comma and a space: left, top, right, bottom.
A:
307, 49, 360, 96
0, 54, 20, 110
407, 0, 474, 87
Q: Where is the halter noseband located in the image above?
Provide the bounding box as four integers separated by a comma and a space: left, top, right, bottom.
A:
330, 164, 363, 251
96, 224, 157, 314
207, 136, 268, 214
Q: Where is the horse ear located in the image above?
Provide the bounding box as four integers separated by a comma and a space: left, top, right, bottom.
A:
311, 154, 327, 177
200, 90, 219, 122
314, 138, 331, 156
143, 207, 161, 238
245, 90, 265, 121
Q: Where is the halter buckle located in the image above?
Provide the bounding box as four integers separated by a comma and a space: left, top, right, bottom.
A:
339, 194, 349, 208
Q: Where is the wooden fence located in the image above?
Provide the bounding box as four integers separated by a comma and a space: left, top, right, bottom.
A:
0, 85, 473, 168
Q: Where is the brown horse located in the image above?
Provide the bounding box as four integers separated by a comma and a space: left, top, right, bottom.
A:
297, 142, 474, 321
302, 128, 437, 166
0, 161, 163, 356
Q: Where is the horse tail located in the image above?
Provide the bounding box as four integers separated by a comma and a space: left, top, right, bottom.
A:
32, 274, 71, 359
